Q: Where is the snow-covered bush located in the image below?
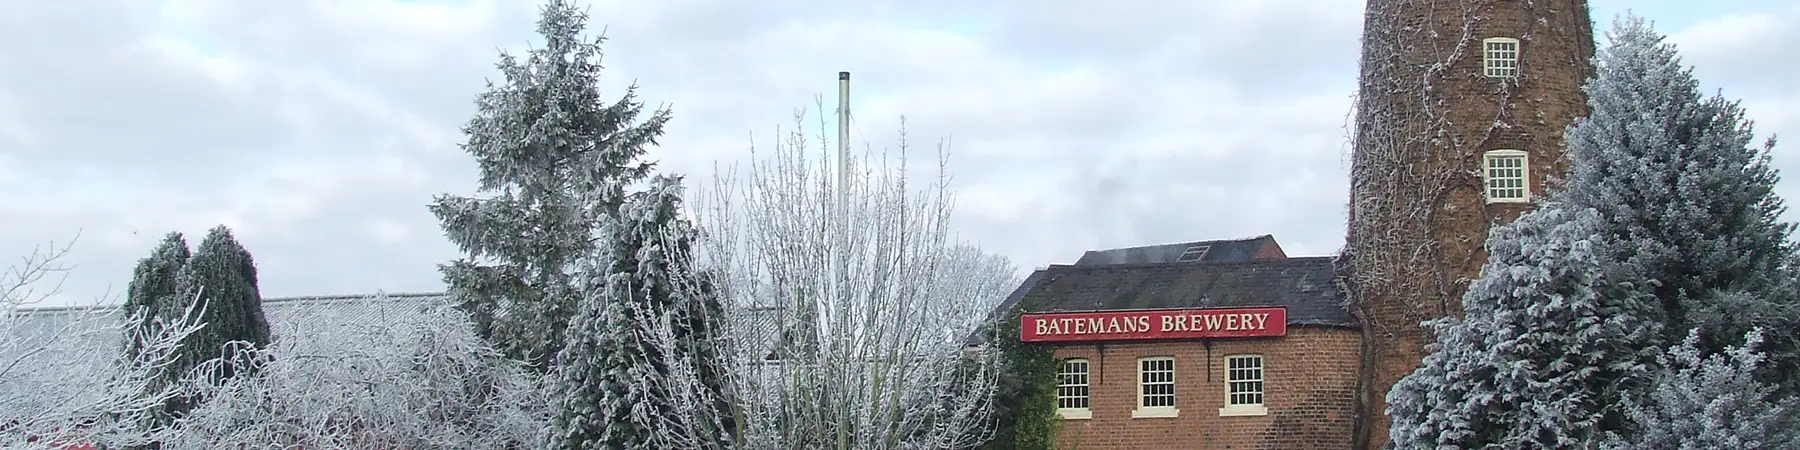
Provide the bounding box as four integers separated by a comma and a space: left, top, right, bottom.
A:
1605, 328, 1800, 450
1, 240, 204, 450
162, 294, 546, 449
1387, 204, 1660, 449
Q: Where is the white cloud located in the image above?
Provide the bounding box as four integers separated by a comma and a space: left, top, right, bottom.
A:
0, 0, 1794, 306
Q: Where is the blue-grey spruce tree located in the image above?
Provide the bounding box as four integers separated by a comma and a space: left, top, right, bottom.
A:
1386, 204, 1661, 449
1561, 16, 1799, 392
545, 175, 733, 449
1603, 328, 1800, 450
430, 0, 669, 370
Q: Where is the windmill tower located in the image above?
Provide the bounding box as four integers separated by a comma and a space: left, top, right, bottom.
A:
1340, 1, 1595, 448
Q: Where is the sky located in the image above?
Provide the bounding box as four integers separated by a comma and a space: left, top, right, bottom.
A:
2, 0, 1796, 307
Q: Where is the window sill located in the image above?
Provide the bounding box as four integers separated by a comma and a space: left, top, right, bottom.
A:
1485, 198, 1531, 204
1057, 409, 1091, 420
1131, 407, 1180, 419
1219, 404, 1268, 417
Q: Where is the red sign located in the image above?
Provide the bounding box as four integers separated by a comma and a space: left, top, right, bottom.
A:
1020, 307, 1287, 343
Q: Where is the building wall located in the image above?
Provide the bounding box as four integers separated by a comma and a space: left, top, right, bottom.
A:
1344, 1, 1594, 447
1050, 326, 1360, 450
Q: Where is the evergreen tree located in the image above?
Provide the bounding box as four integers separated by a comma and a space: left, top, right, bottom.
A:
545, 176, 730, 449
123, 232, 189, 364
1387, 204, 1661, 449
1604, 328, 1799, 450
430, 0, 669, 370
1561, 16, 1798, 389
170, 225, 272, 386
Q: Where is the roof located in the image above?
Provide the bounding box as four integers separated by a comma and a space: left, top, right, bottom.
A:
1072, 234, 1280, 266
2, 293, 457, 420
1015, 256, 1354, 328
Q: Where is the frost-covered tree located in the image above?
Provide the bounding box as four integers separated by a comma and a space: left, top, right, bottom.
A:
122, 233, 189, 373
1, 239, 206, 450
1604, 328, 1800, 450
689, 110, 1020, 449
1561, 16, 1798, 387
1387, 204, 1660, 449
170, 225, 271, 388
545, 175, 733, 450
431, 0, 669, 370
163, 294, 546, 449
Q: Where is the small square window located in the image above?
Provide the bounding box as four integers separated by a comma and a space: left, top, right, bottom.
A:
1483, 37, 1520, 78
1221, 355, 1268, 417
1134, 357, 1179, 418
1484, 150, 1530, 203
1056, 359, 1091, 419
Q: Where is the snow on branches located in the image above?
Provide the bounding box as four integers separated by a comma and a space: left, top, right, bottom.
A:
688, 107, 1020, 449
1604, 328, 1800, 450
162, 294, 546, 449
1, 239, 206, 450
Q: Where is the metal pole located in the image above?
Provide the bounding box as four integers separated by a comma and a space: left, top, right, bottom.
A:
836, 72, 850, 294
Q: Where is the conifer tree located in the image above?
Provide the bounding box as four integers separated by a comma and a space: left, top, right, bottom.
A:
546, 175, 732, 449
1387, 205, 1661, 449
123, 232, 189, 364
171, 225, 271, 386
1391, 16, 1800, 447
1604, 329, 1799, 450
430, 0, 669, 370
1560, 16, 1799, 390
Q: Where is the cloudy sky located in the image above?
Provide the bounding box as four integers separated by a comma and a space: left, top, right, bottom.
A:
2, 0, 1795, 307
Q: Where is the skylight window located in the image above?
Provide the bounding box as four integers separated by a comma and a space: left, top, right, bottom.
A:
1176, 246, 1211, 262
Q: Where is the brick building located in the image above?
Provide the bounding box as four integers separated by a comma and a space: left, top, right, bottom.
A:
995, 236, 1362, 449
1342, 0, 1594, 448
991, 1, 1601, 448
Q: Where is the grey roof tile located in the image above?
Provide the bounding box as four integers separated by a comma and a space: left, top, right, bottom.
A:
1016, 257, 1354, 327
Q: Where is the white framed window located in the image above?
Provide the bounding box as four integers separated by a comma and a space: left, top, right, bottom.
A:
1483, 149, 1530, 203
1483, 37, 1520, 78
1133, 357, 1179, 418
1056, 359, 1092, 419
1220, 355, 1269, 416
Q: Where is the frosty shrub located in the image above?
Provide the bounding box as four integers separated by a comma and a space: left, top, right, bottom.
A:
0, 239, 205, 450
689, 108, 1020, 449
1604, 328, 1799, 450
1387, 204, 1660, 449
162, 294, 546, 449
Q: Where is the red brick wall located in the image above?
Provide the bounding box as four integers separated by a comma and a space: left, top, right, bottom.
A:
1252, 240, 1287, 260
1049, 326, 1361, 449
1345, 1, 1594, 447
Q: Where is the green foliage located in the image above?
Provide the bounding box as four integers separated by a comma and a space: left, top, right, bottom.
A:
982, 308, 1059, 450
430, 0, 671, 371
172, 225, 272, 385
123, 232, 189, 364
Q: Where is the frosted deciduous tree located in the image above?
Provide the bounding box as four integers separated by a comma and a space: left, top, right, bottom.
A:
164, 294, 546, 449
1, 239, 205, 450
1603, 328, 1800, 450
1387, 204, 1660, 449
1561, 16, 1799, 389
690, 110, 1020, 449
431, 0, 669, 370
546, 175, 733, 449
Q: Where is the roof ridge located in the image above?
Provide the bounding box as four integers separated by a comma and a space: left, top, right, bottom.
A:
12, 292, 450, 313
1049, 255, 1333, 272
